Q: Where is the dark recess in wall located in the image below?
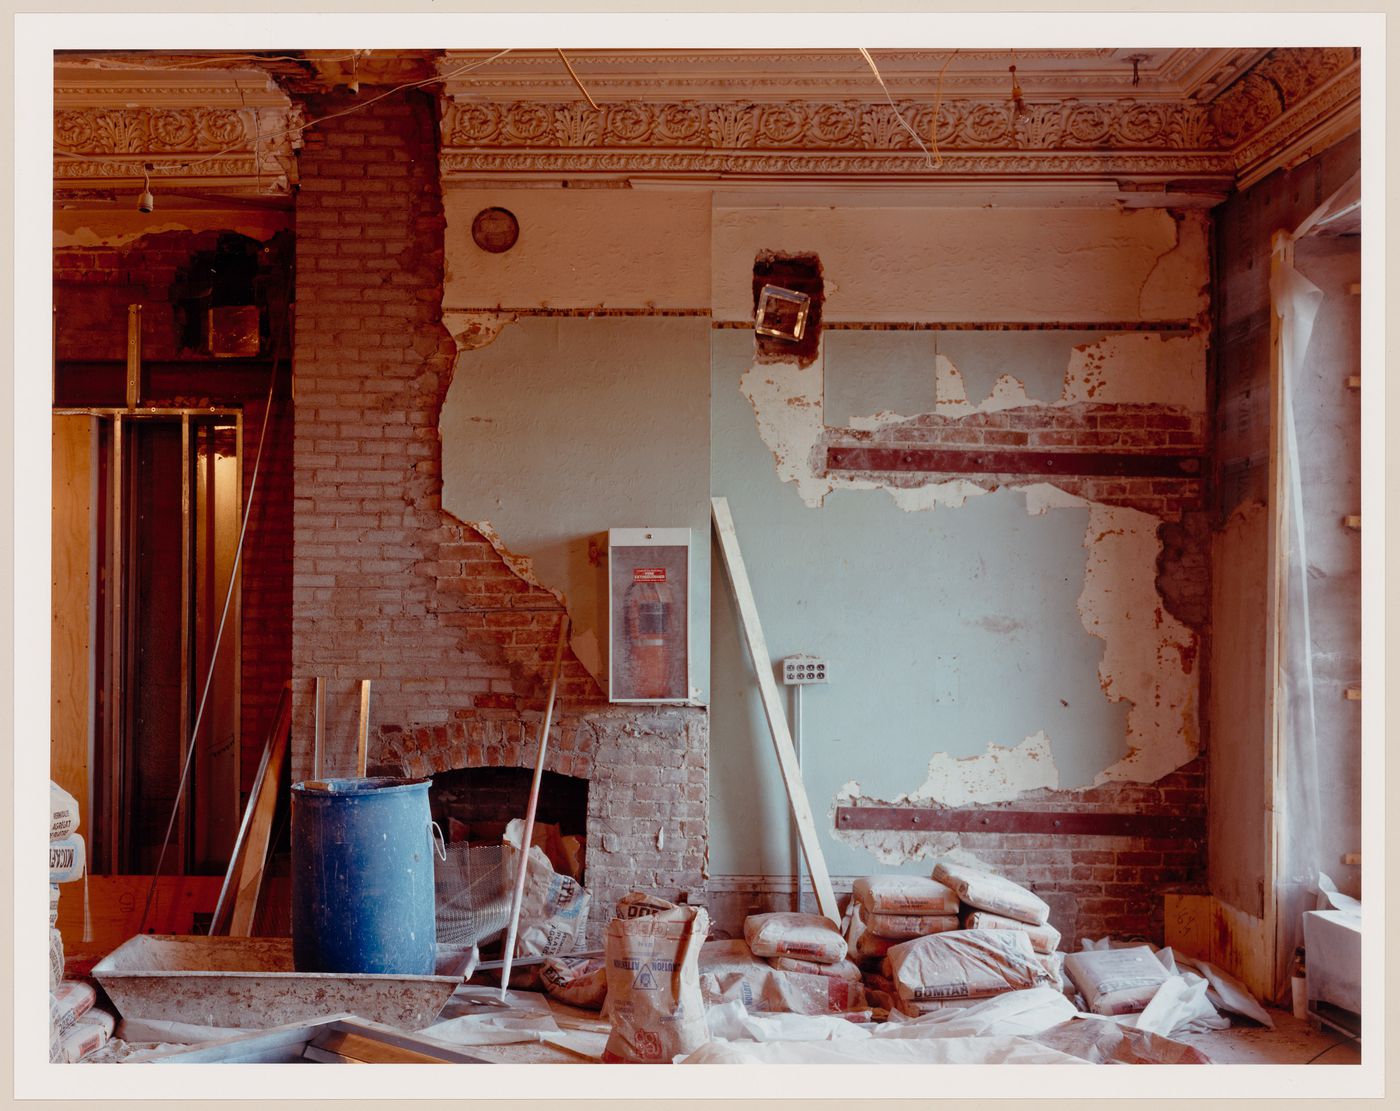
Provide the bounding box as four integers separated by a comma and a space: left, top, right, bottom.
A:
752, 250, 824, 367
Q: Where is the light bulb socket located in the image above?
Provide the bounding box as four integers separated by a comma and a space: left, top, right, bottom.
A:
137, 189, 155, 213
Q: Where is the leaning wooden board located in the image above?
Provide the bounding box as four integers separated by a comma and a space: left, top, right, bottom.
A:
711, 497, 840, 923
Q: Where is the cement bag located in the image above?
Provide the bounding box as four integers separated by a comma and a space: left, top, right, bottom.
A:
50, 834, 86, 885
50, 885, 60, 927
616, 891, 679, 920
503, 823, 590, 957
50, 781, 80, 841
895, 996, 985, 1018
932, 861, 1049, 926
1063, 945, 1171, 1016
964, 910, 1062, 954
77, 1007, 117, 1040
769, 955, 863, 981
603, 902, 709, 1063
887, 928, 1054, 1004
49, 928, 64, 989
51, 1020, 110, 1064
852, 875, 958, 916
744, 912, 847, 964
868, 912, 961, 941
844, 902, 897, 964
699, 940, 867, 1016
540, 954, 608, 1012
51, 980, 96, 1032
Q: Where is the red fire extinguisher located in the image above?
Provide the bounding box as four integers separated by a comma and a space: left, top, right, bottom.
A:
623, 572, 675, 699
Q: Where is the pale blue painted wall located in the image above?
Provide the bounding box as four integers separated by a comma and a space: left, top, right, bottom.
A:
708, 328, 1128, 878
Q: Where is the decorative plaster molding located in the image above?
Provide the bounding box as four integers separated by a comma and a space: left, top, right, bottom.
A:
1208, 47, 1356, 145
1232, 65, 1361, 190
443, 98, 1222, 153
53, 104, 302, 192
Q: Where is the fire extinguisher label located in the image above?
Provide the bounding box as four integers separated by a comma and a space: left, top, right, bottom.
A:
633, 567, 667, 583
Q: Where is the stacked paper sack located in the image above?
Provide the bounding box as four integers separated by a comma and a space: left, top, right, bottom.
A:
49, 781, 115, 1063
845, 865, 1065, 1017
695, 912, 869, 1022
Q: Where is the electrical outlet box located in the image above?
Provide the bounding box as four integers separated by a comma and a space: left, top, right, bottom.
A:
782, 655, 828, 685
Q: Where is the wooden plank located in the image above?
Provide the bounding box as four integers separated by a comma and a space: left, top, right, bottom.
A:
313, 676, 325, 779
356, 679, 372, 777
310, 1029, 449, 1065
55, 875, 223, 962
835, 807, 1201, 840
212, 682, 289, 934
229, 688, 292, 936
51, 415, 98, 828
711, 497, 839, 924
825, 445, 1203, 479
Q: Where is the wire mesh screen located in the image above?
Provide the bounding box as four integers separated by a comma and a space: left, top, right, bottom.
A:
435, 841, 511, 948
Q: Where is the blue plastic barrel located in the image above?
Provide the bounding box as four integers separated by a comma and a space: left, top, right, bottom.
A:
291, 777, 437, 975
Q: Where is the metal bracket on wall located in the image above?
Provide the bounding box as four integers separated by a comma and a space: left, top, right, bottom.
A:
834, 806, 1200, 840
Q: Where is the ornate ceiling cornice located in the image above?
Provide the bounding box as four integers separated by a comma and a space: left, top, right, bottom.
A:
438, 97, 1234, 191
53, 104, 304, 195
51, 47, 1361, 204
435, 47, 1359, 198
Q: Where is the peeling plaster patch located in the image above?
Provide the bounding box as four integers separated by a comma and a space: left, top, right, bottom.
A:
885, 482, 986, 513
1060, 332, 1208, 410
906, 732, 1060, 807
1077, 502, 1199, 785
469, 519, 560, 597
570, 626, 604, 691
442, 310, 518, 351
849, 410, 920, 432
1018, 482, 1090, 517
739, 357, 830, 507
934, 357, 1045, 414
742, 348, 985, 513
934, 357, 976, 416
982, 373, 1040, 412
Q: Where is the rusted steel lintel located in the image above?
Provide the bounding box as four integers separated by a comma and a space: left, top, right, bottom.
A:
826, 446, 1202, 478
834, 807, 1201, 840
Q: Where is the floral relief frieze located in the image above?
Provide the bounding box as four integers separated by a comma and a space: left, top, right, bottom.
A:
442, 98, 1223, 153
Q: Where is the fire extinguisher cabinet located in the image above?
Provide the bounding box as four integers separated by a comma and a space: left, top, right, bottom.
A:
608, 527, 690, 703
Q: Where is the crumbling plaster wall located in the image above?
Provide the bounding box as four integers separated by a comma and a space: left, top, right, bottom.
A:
708, 202, 1211, 941
433, 183, 1213, 941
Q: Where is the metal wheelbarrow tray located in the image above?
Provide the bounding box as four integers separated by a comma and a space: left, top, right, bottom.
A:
93, 935, 464, 1030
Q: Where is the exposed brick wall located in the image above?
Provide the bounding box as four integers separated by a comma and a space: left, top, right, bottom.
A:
290, 88, 708, 937
54, 231, 294, 808
824, 401, 1206, 522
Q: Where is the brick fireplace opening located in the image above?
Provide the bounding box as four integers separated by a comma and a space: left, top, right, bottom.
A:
429, 766, 589, 873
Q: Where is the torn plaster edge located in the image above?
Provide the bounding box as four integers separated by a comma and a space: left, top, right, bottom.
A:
1076, 500, 1200, 786
442, 309, 519, 351
740, 352, 987, 513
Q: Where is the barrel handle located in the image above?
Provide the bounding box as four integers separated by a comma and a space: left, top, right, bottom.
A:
430, 820, 448, 862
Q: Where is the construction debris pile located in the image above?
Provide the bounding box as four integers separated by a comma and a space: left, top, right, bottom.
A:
60, 827, 1282, 1066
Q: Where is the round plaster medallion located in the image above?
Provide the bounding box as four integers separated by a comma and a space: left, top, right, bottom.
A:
471, 207, 520, 253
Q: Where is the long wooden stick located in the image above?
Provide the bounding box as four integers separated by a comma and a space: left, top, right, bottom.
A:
356, 679, 372, 777
211, 682, 290, 934
499, 615, 571, 1000
711, 497, 840, 923
313, 676, 325, 780
229, 691, 293, 936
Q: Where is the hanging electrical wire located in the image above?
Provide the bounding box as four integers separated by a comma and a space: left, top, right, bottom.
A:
858, 47, 936, 170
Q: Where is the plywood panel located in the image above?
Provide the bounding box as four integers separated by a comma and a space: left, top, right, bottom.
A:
54, 875, 224, 964
1163, 892, 1275, 1004
51, 414, 97, 823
